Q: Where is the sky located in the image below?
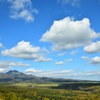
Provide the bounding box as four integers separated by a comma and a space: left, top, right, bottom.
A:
0, 0, 100, 81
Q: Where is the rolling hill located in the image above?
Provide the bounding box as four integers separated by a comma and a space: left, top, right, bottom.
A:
0, 70, 99, 84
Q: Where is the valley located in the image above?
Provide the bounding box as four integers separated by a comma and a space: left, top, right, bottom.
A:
0, 70, 100, 100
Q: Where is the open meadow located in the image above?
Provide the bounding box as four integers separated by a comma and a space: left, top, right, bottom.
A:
0, 82, 100, 100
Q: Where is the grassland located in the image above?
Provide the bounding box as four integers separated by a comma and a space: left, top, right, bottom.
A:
0, 82, 100, 100
12, 82, 59, 88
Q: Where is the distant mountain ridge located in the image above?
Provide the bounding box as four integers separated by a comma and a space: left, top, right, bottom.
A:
0, 70, 40, 83
0, 70, 99, 83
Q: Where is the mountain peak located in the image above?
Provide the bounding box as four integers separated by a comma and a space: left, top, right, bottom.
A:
6, 70, 22, 74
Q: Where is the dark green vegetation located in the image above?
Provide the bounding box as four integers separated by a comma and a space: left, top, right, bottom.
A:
0, 70, 100, 100
56, 82, 100, 90
0, 83, 100, 100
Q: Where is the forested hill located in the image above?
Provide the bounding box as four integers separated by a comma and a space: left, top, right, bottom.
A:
0, 70, 99, 83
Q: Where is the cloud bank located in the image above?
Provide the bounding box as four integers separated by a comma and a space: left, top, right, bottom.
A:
0, 61, 30, 73
25, 68, 72, 77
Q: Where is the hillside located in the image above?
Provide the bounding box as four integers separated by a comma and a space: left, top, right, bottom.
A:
0, 70, 99, 84
0, 70, 100, 100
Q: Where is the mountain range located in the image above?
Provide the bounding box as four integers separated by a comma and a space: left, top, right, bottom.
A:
0, 70, 98, 83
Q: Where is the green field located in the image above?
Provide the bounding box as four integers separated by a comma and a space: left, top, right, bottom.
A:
12, 83, 59, 88
0, 82, 100, 100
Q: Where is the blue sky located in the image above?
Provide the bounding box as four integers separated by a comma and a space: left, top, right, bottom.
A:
0, 0, 100, 80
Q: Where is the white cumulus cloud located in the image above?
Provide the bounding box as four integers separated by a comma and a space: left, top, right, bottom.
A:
2, 41, 40, 59
25, 68, 73, 77
55, 61, 64, 65
34, 56, 52, 62
81, 56, 100, 65
81, 56, 89, 60
41, 17, 98, 51
84, 41, 100, 53
55, 58, 72, 65
2, 41, 51, 62
25, 68, 42, 73
0, 61, 30, 68
0, 68, 8, 73
8, 0, 38, 22
91, 56, 100, 64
